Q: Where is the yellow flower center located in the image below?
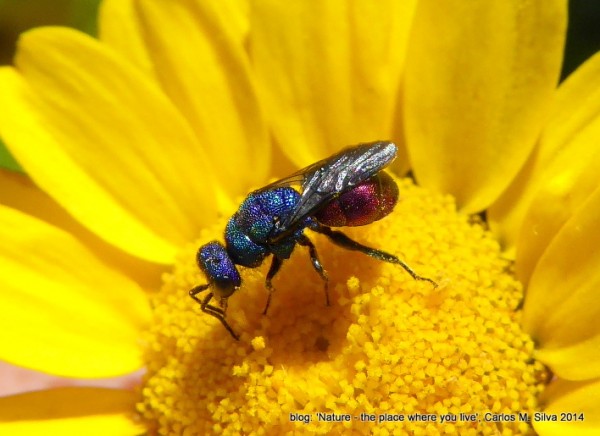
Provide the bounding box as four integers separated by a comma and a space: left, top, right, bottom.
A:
138, 178, 548, 435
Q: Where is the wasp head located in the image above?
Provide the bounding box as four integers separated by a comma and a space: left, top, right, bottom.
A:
197, 241, 241, 299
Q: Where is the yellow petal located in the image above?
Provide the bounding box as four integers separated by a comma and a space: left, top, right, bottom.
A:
98, 0, 157, 80
0, 169, 78, 239
134, 0, 268, 196
522, 188, 600, 380
251, 0, 417, 166
404, 0, 566, 213
0, 169, 164, 290
0, 204, 150, 377
0, 388, 142, 435
495, 51, 600, 283
100, 0, 250, 83
534, 378, 600, 436
0, 27, 218, 264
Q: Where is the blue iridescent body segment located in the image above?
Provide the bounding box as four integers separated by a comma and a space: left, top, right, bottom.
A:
189, 141, 437, 340
226, 188, 308, 267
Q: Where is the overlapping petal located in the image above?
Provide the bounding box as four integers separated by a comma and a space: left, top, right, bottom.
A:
251, 0, 417, 166
106, 0, 268, 198
0, 204, 150, 377
404, 0, 566, 213
100, 0, 250, 82
99, 0, 157, 80
0, 169, 164, 290
522, 187, 600, 380
535, 378, 600, 435
0, 388, 141, 435
0, 28, 218, 264
489, 52, 600, 280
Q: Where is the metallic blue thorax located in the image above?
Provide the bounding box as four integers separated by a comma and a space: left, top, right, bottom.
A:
225, 187, 305, 268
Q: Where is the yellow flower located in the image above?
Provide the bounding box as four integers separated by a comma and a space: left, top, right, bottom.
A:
0, 0, 599, 435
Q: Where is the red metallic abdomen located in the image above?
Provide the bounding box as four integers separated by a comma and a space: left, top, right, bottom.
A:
314, 171, 399, 227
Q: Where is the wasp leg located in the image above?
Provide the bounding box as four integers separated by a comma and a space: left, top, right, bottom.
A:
189, 285, 240, 340
313, 225, 437, 288
298, 235, 330, 306
264, 256, 284, 315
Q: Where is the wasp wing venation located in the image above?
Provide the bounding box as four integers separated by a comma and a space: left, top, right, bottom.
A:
273, 141, 397, 240
286, 141, 397, 225
255, 153, 355, 193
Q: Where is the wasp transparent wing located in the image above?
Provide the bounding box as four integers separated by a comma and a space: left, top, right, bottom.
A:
263, 141, 397, 240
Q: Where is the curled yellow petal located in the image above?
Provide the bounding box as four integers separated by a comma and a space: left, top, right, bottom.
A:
490, 51, 600, 259
514, 52, 600, 284
522, 187, 600, 380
